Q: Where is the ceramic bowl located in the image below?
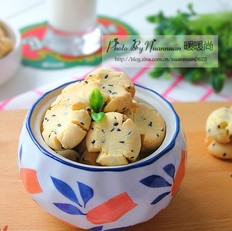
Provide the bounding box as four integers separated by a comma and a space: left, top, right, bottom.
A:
0, 19, 21, 86
18, 82, 187, 230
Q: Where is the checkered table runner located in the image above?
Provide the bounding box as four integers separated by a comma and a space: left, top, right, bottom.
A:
0, 60, 231, 111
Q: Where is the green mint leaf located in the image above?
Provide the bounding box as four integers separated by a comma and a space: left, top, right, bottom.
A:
91, 112, 105, 123
89, 88, 104, 112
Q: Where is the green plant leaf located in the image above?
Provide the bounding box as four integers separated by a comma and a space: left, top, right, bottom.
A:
146, 4, 231, 92
150, 68, 165, 78
211, 74, 226, 93
185, 69, 202, 83
89, 88, 105, 112
187, 3, 196, 15
91, 112, 105, 123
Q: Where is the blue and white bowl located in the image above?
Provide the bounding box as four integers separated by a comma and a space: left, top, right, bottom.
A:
18, 82, 187, 230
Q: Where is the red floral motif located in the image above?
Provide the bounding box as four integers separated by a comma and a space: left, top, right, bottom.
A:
20, 168, 42, 194
0, 225, 8, 231
87, 192, 137, 224
171, 149, 186, 196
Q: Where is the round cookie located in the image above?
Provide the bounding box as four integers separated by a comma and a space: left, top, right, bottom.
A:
85, 68, 135, 113
206, 107, 232, 144
207, 139, 232, 159
124, 102, 166, 153
41, 103, 91, 150
86, 112, 141, 166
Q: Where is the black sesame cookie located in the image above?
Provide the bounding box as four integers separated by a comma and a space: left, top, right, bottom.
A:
51, 68, 135, 114
86, 112, 141, 166
41, 103, 91, 150
206, 107, 232, 144
75, 138, 100, 166
85, 69, 135, 113
124, 102, 166, 154
206, 138, 232, 159
51, 81, 99, 111
41, 68, 167, 166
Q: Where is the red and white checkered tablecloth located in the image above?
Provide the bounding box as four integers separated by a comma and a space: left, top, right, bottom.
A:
0, 60, 231, 111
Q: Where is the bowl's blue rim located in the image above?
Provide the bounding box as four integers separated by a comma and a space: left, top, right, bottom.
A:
25, 81, 180, 172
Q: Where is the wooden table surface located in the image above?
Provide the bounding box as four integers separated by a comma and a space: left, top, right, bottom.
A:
0, 102, 232, 231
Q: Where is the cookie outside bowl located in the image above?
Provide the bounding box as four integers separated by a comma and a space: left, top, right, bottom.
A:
18, 82, 187, 230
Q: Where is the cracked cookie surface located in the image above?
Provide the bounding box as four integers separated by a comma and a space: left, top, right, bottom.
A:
41, 103, 91, 150
124, 102, 166, 153
86, 112, 141, 166
85, 69, 135, 113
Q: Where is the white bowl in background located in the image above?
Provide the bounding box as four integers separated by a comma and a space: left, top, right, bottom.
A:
0, 19, 21, 86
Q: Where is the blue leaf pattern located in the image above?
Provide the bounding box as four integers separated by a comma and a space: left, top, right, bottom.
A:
105, 228, 129, 231
51, 176, 81, 206
77, 181, 94, 208
19, 145, 23, 162
163, 164, 175, 180
90, 226, 103, 231
53, 203, 85, 215
140, 175, 171, 188
151, 191, 170, 205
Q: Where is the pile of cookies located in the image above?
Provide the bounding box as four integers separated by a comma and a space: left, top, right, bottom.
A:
206, 107, 232, 159
0, 23, 13, 58
41, 69, 166, 166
